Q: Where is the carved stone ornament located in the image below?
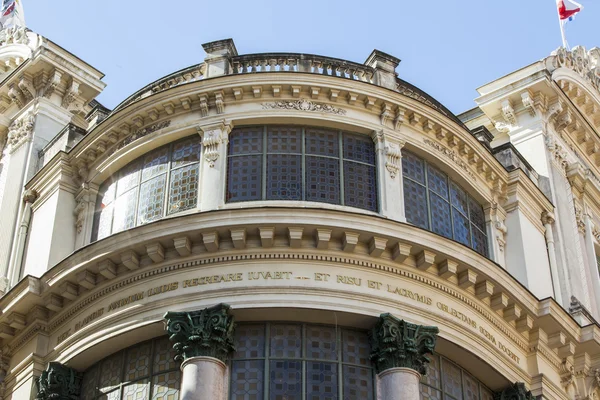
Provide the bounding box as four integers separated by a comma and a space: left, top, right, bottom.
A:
164, 303, 235, 363
423, 138, 477, 181
548, 46, 600, 95
35, 362, 82, 400
203, 130, 222, 168
368, 313, 439, 375
493, 382, 535, 400
74, 199, 86, 234
575, 204, 586, 234
262, 99, 346, 115
545, 134, 569, 173
7, 113, 35, 153
0, 26, 29, 47
116, 120, 171, 151
384, 142, 402, 179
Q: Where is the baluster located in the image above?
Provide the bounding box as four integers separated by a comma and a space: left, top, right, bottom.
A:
269, 59, 278, 72
259, 59, 267, 72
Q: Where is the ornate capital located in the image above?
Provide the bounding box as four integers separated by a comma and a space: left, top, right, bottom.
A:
35, 362, 82, 400
493, 382, 535, 400
368, 313, 438, 375
164, 303, 235, 363
7, 113, 35, 153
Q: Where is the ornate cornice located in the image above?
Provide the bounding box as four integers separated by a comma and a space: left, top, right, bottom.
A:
548, 46, 600, 95
35, 362, 82, 400
368, 313, 438, 374
164, 303, 235, 363
493, 382, 535, 400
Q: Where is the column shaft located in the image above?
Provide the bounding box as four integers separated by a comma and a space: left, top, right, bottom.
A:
378, 367, 421, 400
180, 357, 226, 400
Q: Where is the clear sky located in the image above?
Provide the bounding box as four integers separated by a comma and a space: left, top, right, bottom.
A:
22, 0, 599, 115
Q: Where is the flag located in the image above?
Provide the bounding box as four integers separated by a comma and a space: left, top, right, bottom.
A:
0, 0, 25, 31
557, 0, 583, 22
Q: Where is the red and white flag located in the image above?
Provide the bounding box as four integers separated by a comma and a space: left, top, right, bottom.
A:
557, 0, 583, 22
0, 0, 25, 31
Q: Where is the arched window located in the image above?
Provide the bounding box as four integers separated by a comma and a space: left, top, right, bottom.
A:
92, 136, 201, 241
226, 126, 378, 212
80, 336, 180, 400
402, 150, 488, 256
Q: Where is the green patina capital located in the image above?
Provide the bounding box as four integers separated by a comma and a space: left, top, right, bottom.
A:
35, 362, 82, 400
369, 313, 439, 375
164, 303, 235, 363
493, 382, 535, 400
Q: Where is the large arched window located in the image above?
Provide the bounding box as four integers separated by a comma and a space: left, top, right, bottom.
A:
226, 126, 378, 212
92, 136, 201, 241
402, 151, 488, 257
80, 336, 180, 400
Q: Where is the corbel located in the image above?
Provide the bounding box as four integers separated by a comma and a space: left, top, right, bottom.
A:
146, 243, 165, 263
329, 89, 339, 102
364, 96, 376, 110
291, 85, 302, 97
342, 232, 360, 252
521, 90, 536, 116
394, 106, 406, 130
416, 250, 436, 271
132, 116, 144, 128
98, 259, 117, 279
147, 108, 159, 121
43, 69, 64, 99
174, 236, 193, 255
230, 228, 247, 249
368, 237, 387, 257
458, 270, 477, 293
180, 97, 192, 110
272, 85, 281, 98
18, 73, 35, 102
232, 87, 243, 100
199, 94, 209, 117
501, 99, 517, 125
391, 242, 412, 263
408, 112, 421, 127
310, 87, 320, 99
380, 102, 392, 126
259, 227, 275, 248
121, 250, 140, 270
214, 90, 225, 114
77, 270, 97, 290
438, 259, 458, 279
252, 86, 263, 99
422, 119, 435, 133
347, 92, 358, 105
288, 227, 304, 248
163, 102, 175, 115
61, 77, 82, 110
7, 83, 25, 108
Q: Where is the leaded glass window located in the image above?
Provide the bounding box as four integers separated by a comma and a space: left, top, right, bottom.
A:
81, 336, 181, 400
402, 151, 489, 257
227, 126, 378, 212
420, 353, 494, 400
92, 136, 202, 241
231, 323, 375, 400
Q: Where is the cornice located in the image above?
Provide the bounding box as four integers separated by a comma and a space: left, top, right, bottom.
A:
504, 169, 553, 233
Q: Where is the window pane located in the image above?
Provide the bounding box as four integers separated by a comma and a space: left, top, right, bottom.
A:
98, 352, 124, 394
138, 174, 166, 225
421, 353, 441, 389
430, 192, 452, 239
471, 226, 488, 257
469, 196, 486, 231
269, 360, 302, 400
442, 358, 463, 399
142, 147, 169, 181
124, 341, 151, 381
227, 155, 262, 202
420, 385, 442, 400
343, 133, 375, 165
152, 371, 180, 400
452, 209, 471, 247
450, 183, 468, 216
306, 362, 337, 400
229, 127, 263, 155
404, 180, 429, 229
427, 164, 449, 199
306, 156, 340, 205
342, 330, 371, 366
96, 203, 114, 240
234, 325, 265, 359
168, 164, 199, 214
117, 161, 141, 196
154, 337, 179, 373
266, 154, 302, 200
343, 365, 373, 400
463, 372, 480, 400
122, 380, 149, 400
402, 151, 425, 184
100, 181, 117, 206
232, 360, 264, 400
306, 128, 339, 157
112, 188, 138, 233
81, 365, 100, 400
305, 326, 337, 361
171, 138, 201, 168
270, 324, 302, 359
344, 161, 377, 212
267, 126, 301, 153
480, 386, 495, 400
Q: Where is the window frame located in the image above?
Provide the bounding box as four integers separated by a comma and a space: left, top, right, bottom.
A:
230, 322, 376, 400
226, 125, 379, 213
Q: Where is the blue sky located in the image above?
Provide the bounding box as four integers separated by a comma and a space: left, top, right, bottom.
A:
23, 0, 598, 114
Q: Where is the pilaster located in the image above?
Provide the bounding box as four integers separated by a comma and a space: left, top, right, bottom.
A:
372, 130, 405, 222
198, 121, 232, 212
35, 362, 82, 400
202, 39, 238, 78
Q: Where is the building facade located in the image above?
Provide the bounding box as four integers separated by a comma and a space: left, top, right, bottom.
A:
0, 19, 600, 400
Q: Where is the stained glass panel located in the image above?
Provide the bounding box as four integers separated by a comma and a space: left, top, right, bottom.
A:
404, 180, 429, 229
306, 128, 339, 157
122, 380, 149, 400
153, 337, 179, 373
231, 361, 264, 400
450, 183, 468, 216
168, 164, 199, 214
305, 326, 337, 360
429, 193, 452, 239
343, 365, 373, 400
421, 385, 442, 400
463, 372, 480, 400
270, 360, 302, 400
171, 138, 201, 168
138, 175, 166, 225
480, 386, 495, 400
343, 133, 375, 165
472, 226, 488, 257
142, 147, 169, 181
229, 127, 263, 155
342, 330, 370, 366
125, 341, 151, 381
152, 372, 180, 400
344, 162, 377, 212
96, 203, 114, 241
234, 325, 265, 359
306, 156, 340, 205
117, 161, 141, 196
402, 151, 426, 184
267, 126, 302, 153
98, 352, 124, 394
81, 365, 100, 400
112, 188, 138, 233
452, 209, 471, 247
442, 358, 463, 399
266, 154, 302, 200
307, 362, 337, 400
270, 324, 302, 359
427, 165, 449, 199
469, 197, 486, 230
422, 353, 441, 389
227, 155, 262, 202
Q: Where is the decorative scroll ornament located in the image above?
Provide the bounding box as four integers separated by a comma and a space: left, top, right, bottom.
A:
203, 130, 222, 167
0, 27, 29, 46
262, 99, 346, 115
545, 134, 569, 174
7, 113, 34, 153
384, 142, 402, 179
116, 120, 171, 151
574, 204, 586, 234
164, 303, 235, 363
74, 199, 86, 234
368, 313, 438, 374
493, 382, 535, 400
35, 362, 82, 400
548, 46, 600, 95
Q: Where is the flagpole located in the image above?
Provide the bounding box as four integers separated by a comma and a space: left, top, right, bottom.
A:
556, 1, 569, 48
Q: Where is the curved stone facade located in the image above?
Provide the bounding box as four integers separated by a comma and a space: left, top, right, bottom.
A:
1, 26, 600, 400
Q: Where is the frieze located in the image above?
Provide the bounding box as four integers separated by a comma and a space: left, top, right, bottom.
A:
423, 138, 477, 180
115, 120, 171, 151
262, 99, 346, 115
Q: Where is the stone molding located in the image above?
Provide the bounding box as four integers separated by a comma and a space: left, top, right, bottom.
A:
6, 112, 34, 153
493, 382, 535, 400
35, 362, 82, 400
369, 313, 438, 374
164, 303, 235, 363
261, 98, 347, 115
547, 46, 600, 96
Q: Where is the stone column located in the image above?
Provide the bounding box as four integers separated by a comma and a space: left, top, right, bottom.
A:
35, 362, 82, 400
493, 382, 535, 399
369, 313, 439, 400
198, 122, 232, 212
164, 303, 235, 400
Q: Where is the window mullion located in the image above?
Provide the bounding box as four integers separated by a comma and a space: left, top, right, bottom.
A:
262, 126, 267, 200
339, 132, 344, 206
337, 327, 343, 400
424, 162, 432, 231
302, 323, 307, 400
448, 176, 455, 242
264, 322, 270, 400
162, 143, 174, 218
133, 162, 143, 228
302, 127, 306, 201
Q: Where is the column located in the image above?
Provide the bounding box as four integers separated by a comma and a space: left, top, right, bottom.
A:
164, 303, 235, 400
494, 382, 535, 399
369, 313, 439, 400
372, 130, 405, 222
198, 122, 232, 212
35, 362, 82, 400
